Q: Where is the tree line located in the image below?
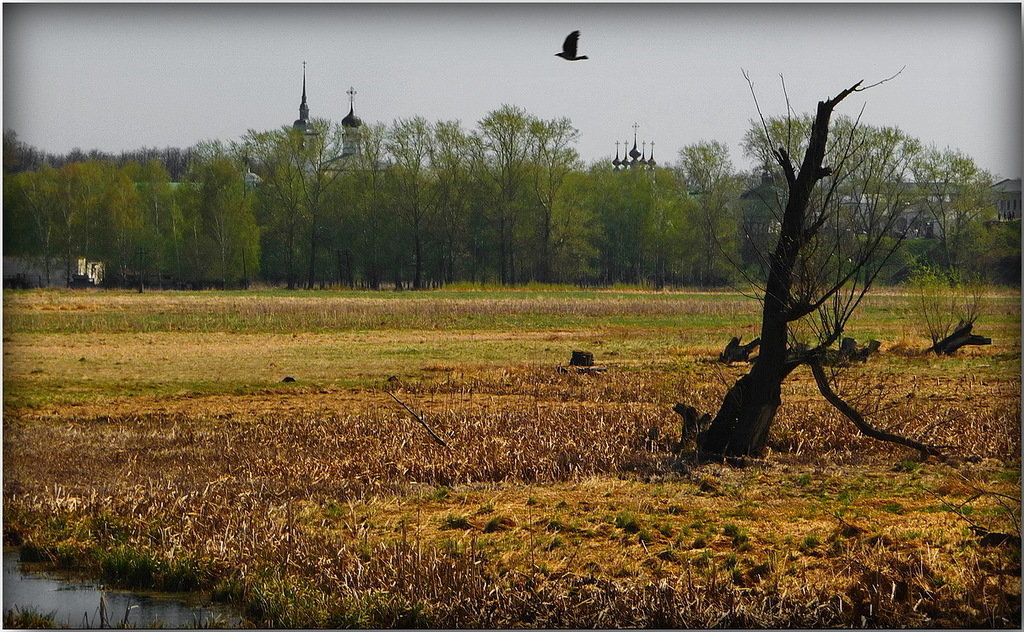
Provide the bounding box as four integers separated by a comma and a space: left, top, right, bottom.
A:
4, 132, 194, 181
3, 105, 1018, 290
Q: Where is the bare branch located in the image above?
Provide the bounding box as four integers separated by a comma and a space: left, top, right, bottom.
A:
808, 361, 944, 459
824, 81, 865, 109
743, 69, 775, 159
717, 223, 768, 297
386, 391, 452, 450
780, 74, 795, 154
856, 66, 907, 92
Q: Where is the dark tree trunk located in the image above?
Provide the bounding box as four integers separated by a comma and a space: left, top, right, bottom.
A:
929, 321, 991, 355
698, 359, 796, 457
696, 83, 862, 459
306, 225, 318, 290
413, 232, 423, 290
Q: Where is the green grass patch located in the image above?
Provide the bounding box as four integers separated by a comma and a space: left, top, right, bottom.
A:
440, 513, 471, 530
4, 606, 58, 629
614, 511, 642, 534
881, 502, 906, 515
723, 523, 751, 550
799, 533, 821, 552
97, 546, 209, 592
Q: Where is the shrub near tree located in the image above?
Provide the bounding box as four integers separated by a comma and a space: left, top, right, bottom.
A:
907, 266, 994, 355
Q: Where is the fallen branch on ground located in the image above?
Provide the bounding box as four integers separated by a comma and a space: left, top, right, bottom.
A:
928, 321, 991, 355
386, 391, 452, 451
719, 336, 760, 363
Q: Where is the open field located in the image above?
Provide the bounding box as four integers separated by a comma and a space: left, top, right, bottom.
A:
3, 287, 1021, 627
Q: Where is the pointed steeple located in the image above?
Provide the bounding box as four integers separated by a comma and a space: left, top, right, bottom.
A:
647, 141, 656, 169
612, 140, 622, 170
293, 61, 310, 131
300, 64, 309, 120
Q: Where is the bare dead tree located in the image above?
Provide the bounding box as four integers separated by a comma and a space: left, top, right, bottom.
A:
683, 72, 941, 460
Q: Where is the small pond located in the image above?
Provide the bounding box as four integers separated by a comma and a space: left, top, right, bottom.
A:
3, 550, 243, 628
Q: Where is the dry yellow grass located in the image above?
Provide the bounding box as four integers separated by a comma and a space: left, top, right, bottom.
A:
2, 288, 1020, 627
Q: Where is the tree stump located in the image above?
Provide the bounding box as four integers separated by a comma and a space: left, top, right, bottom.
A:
673, 403, 711, 442
929, 321, 991, 355
570, 350, 594, 367
837, 337, 881, 363
719, 336, 760, 363
558, 350, 605, 375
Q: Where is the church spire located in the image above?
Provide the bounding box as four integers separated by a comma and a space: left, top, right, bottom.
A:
293, 61, 310, 131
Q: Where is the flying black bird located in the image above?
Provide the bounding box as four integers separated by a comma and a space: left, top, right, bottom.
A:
555, 30, 588, 61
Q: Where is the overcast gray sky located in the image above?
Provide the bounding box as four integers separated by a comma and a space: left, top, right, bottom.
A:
3, 3, 1021, 179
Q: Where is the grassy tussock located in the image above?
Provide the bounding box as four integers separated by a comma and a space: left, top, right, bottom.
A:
3, 606, 58, 629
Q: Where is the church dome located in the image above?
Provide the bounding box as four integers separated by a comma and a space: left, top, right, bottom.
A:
342, 104, 362, 128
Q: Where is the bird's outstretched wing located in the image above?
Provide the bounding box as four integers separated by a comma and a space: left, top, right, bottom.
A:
562, 30, 580, 57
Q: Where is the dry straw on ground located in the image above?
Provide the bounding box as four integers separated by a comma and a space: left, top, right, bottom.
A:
3, 289, 1020, 627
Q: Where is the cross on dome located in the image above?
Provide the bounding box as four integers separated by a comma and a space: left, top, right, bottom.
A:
610, 123, 655, 171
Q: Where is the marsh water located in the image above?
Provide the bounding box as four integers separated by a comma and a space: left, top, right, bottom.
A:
2, 550, 242, 628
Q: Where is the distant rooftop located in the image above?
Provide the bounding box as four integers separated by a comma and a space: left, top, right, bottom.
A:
992, 177, 1021, 194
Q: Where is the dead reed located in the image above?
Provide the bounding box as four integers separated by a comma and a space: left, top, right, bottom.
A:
3, 288, 1020, 627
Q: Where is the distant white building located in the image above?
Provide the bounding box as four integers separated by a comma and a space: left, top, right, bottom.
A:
77, 258, 105, 286
3, 256, 104, 288
992, 178, 1021, 221
892, 206, 940, 239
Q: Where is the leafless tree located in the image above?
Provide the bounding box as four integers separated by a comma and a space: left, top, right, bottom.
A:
686, 73, 943, 460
